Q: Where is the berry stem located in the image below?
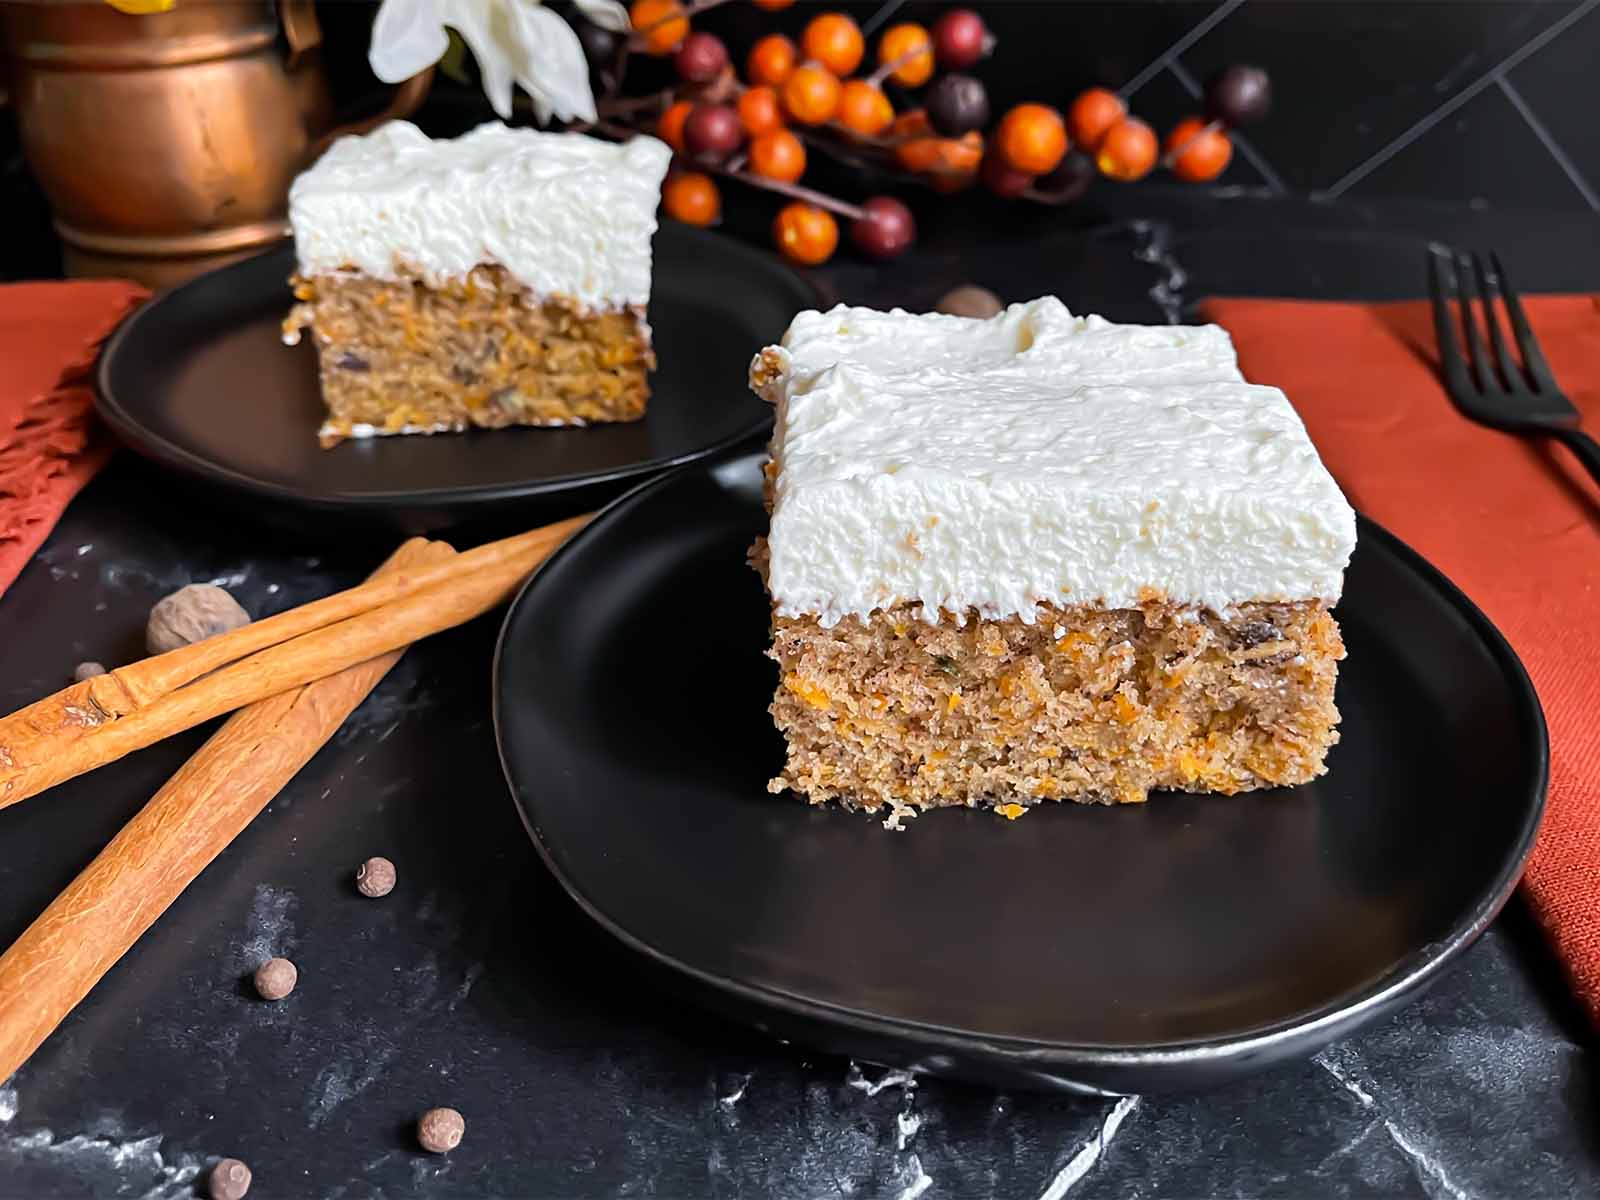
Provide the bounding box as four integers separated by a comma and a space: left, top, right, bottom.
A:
867, 47, 924, 89
703, 159, 869, 220
1159, 118, 1225, 169
598, 88, 676, 117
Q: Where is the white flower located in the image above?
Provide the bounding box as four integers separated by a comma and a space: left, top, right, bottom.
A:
369, 0, 629, 124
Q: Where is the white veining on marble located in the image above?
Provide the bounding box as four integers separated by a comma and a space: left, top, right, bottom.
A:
896, 1109, 923, 1151
1316, 1050, 1472, 1200
0, 1120, 205, 1200
1037, 1095, 1140, 1199
0, 1085, 17, 1123
237, 883, 297, 969
719, 1073, 751, 1107
846, 1063, 918, 1097
895, 1152, 933, 1200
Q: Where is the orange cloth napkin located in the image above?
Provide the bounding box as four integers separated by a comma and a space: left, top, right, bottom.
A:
1199, 294, 1600, 1025
0, 281, 148, 598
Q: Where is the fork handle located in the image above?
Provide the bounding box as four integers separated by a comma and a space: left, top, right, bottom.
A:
1550, 429, 1600, 493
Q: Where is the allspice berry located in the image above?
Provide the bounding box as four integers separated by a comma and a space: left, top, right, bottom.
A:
73, 661, 107, 683
935, 285, 1004, 319
146, 583, 251, 655
417, 1107, 465, 1154
356, 856, 397, 898
253, 957, 297, 1001
208, 1158, 252, 1200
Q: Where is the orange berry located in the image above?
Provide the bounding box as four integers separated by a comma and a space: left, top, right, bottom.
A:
801, 12, 864, 76
837, 79, 893, 136
891, 108, 935, 170
1096, 117, 1158, 181
657, 99, 693, 153
746, 33, 797, 88
1067, 87, 1126, 153
738, 86, 784, 137
629, 0, 688, 56
877, 23, 934, 88
749, 127, 807, 182
662, 171, 720, 226
750, 0, 795, 8
1164, 116, 1232, 182
772, 202, 838, 265
995, 103, 1068, 175
892, 109, 981, 176
782, 62, 841, 126
933, 131, 984, 182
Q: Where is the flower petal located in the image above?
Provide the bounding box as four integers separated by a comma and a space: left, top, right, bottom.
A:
573, 0, 630, 33
368, 0, 451, 84
447, 0, 518, 120
503, 1, 598, 123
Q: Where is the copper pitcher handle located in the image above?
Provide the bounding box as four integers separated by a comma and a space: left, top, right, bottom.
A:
280, 0, 434, 165
303, 67, 435, 163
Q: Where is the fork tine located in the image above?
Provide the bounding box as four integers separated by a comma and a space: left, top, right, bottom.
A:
1454, 251, 1497, 392
1471, 253, 1527, 394
1489, 253, 1559, 392
1427, 248, 1474, 397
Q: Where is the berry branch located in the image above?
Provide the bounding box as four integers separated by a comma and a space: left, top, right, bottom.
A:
567, 2, 1272, 266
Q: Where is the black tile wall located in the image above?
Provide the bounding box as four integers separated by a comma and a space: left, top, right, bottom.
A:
1337, 81, 1587, 209
1174, 0, 1584, 197
1505, 4, 1600, 207
5, 0, 1600, 282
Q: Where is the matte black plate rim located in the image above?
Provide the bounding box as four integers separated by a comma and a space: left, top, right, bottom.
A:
92, 231, 817, 512
493, 460, 1548, 1071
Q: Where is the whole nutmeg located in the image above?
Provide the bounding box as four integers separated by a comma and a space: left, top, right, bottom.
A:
935, 285, 1004, 319
356, 856, 396, 898
147, 584, 251, 655
253, 957, 297, 1001
417, 1107, 465, 1154
208, 1158, 252, 1200
73, 661, 107, 684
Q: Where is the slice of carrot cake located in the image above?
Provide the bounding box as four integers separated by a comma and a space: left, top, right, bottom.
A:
284, 121, 671, 447
748, 297, 1357, 817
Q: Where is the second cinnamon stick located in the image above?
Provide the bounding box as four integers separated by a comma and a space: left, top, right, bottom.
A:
0, 537, 455, 1085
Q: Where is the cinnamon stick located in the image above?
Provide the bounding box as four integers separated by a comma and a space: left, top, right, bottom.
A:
0, 536, 455, 1085
0, 514, 586, 810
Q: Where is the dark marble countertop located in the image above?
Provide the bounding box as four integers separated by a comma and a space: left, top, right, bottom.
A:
1, 195, 1596, 1198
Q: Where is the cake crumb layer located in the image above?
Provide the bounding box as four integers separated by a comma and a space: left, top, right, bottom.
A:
286, 268, 652, 446
768, 593, 1343, 812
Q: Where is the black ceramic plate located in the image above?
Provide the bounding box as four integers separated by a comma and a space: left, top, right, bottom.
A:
94, 226, 818, 528
494, 454, 1547, 1095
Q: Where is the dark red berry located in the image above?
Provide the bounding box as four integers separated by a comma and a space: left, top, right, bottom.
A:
574, 18, 619, 70
682, 104, 743, 161
980, 151, 1031, 198
851, 196, 916, 260
931, 9, 992, 71
925, 73, 990, 137
675, 31, 729, 83
1034, 150, 1095, 201
1205, 65, 1271, 127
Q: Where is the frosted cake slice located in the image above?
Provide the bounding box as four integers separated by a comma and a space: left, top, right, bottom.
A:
284, 121, 671, 447
748, 297, 1357, 817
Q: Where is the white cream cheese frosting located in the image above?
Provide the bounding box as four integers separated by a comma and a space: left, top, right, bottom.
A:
288, 121, 671, 310
751, 297, 1357, 625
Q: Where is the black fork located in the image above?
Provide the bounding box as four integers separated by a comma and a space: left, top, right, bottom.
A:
1427, 247, 1600, 489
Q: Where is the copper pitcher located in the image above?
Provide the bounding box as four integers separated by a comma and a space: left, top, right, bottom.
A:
1, 0, 432, 287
